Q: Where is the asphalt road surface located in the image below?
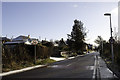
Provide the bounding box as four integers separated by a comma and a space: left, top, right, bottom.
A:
3, 52, 98, 79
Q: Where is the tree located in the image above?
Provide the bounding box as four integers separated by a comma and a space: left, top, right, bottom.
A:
67, 19, 86, 54
59, 38, 68, 51
94, 36, 106, 55
94, 36, 106, 45
94, 36, 103, 45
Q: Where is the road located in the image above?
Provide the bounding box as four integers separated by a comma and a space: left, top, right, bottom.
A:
2, 52, 99, 79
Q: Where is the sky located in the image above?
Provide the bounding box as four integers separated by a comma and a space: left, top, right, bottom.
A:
2, 2, 118, 45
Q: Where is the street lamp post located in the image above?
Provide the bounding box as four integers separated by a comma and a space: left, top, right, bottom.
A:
34, 45, 36, 64
104, 13, 114, 65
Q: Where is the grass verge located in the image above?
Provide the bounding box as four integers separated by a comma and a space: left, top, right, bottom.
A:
2, 58, 56, 72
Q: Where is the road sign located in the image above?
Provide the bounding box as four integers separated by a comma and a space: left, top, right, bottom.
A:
32, 40, 38, 45
109, 37, 114, 44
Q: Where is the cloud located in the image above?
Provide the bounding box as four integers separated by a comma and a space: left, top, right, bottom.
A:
73, 4, 78, 8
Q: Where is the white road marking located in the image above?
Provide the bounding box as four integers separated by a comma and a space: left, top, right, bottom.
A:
86, 66, 94, 70
66, 64, 72, 67
92, 56, 96, 79
48, 65, 59, 68
107, 68, 113, 74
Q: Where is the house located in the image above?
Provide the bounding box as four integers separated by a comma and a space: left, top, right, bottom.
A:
0, 37, 11, 44
4, 35, 38, 45
29, 38, 38, 45
12, 35, 30, 42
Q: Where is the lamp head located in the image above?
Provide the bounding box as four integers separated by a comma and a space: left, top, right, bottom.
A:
104, 13, 111, 16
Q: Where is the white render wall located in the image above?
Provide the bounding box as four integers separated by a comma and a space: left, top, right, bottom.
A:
118, 26, 120, 41
118, 2, 120, 41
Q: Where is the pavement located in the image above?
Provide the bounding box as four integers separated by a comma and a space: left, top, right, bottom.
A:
94, 52, 119, 80
50, 57, 66, 61
1, 52, 120, 80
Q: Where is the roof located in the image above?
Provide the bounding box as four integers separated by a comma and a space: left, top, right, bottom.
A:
3, 41, 23, 45
30, 38, 38, 40
12, 35, 38, 41
12, 35, 29, 41
3, 35, 38, 45
28, 38, 38, 42
1, 37, 10, 41
4, 41, 31, 45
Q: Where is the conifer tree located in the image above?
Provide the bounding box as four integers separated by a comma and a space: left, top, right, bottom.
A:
67, 19, 86, 54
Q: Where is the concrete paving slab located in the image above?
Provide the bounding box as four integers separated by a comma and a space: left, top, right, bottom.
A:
98, 55, 118, 79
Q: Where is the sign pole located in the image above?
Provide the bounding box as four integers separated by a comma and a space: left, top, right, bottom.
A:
32, 40, 38, 64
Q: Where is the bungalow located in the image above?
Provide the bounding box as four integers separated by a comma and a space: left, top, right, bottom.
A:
0, 37, 11, 44
4, 35, 38, 45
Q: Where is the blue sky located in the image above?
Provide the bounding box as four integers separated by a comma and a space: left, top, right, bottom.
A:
2, 2, 118, 45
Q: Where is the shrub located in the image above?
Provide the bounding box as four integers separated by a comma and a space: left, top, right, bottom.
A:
2, 42, 54, 72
